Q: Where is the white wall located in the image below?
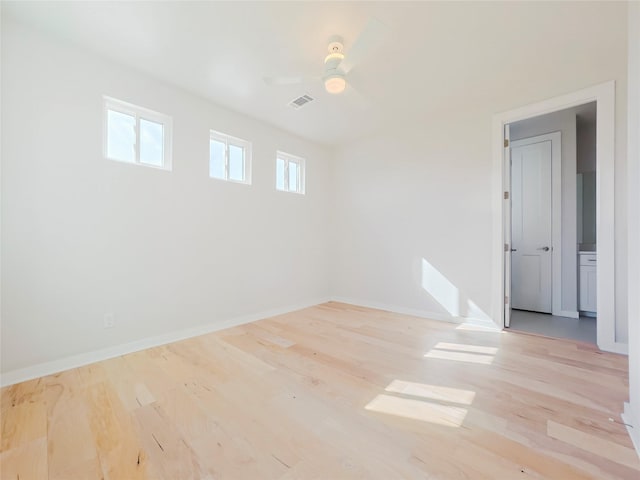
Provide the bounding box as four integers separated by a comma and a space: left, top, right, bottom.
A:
577, 113, 597, 245
510, 110, 578, 315
1, 3, 633, 381
625, 0, 640, 455
0, 19, 332, 374
330, 4, 628, 337
330, 115, 496, 323
577, 114, 597, 174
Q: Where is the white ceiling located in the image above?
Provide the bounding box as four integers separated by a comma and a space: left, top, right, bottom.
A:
1, 1, 622, 147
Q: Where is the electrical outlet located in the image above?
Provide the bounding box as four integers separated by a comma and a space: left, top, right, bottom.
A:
103, 313, 115, 329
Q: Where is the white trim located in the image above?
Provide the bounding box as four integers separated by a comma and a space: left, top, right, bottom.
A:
0, 297, 330, 387
626, 3, 640, 453
504, 124, 512, 327
510, 132, 562, 316
559, 310, 580, 319
492, 81, 619, 353
623, 402, 640, 459
331, 298, 628, 354
276, 150, 306, 195
103, 96, 173, 171
602, 342, 629, 355
330, 296, 500, 331
209, 129, 252, 185
3, 296, 622, 388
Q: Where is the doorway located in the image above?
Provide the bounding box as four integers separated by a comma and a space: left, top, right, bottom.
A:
506, 104, 597, 344
492, 81, 623, 353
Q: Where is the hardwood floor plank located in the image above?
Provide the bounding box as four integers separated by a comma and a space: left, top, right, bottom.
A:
83, 381, 152, 479
100, 356, 156, 412
1, 377, 45, 414
547, 420, 640, 470
132, 401, 209, 479
1, 397, 46, 452
46, 395, 98, 478
1, 302, 637, 479
0, 437, 48, 480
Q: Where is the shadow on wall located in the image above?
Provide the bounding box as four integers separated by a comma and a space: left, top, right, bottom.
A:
421, 258, 492, 324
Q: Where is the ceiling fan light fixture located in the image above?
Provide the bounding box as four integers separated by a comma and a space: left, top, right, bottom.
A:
324, 74, 346, 94
324, 52, 344, 65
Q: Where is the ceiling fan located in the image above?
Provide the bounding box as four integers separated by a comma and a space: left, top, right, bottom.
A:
264, 17, 389, 95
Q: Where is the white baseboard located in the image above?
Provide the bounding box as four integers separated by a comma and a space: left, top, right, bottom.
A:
331, 298, 629, 354
2, 295, 626, 386
598, 341, 629, 355
558, 310, 580, 319
622, 403, 640, 459
330, 296, 500, 330
0, 297, 331, 387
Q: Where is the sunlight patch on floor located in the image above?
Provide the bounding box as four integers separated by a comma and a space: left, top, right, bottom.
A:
455, 322, 502, 332
385, 380, 476, 405
365, 394, 468, 427
432, 342, 498, 355
424, 342, 498, 365
424, 349, 494, 364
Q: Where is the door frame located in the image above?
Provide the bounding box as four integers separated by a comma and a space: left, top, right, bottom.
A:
510, 132, 563, 317
492, 80, 625, 354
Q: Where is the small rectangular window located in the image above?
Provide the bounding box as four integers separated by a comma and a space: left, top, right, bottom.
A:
276, 151, 305, 194
209, 130, 251, 184
139, 118, 164, 167
103, 96, 172, 170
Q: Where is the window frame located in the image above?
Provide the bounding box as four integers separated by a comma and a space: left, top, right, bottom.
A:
276, 151, 306, 195
209, 130, 252, 185
103, 96, 173, 171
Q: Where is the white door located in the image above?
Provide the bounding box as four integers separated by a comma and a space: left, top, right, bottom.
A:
511, 140, 553, 313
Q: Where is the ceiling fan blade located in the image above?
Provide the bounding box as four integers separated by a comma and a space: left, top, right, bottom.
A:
339, 17, 389, 74
345, 82, 370, 109
263, 76, 305, 86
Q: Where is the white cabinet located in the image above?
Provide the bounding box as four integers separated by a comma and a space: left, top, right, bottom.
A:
579, 253, 597, 313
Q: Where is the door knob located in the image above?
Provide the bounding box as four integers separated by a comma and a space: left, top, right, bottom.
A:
538, 246, 550, 252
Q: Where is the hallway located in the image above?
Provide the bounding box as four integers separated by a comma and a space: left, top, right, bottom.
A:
510, 309, 596, 344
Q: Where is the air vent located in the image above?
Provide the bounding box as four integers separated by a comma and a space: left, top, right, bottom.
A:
288, 94, 314, 110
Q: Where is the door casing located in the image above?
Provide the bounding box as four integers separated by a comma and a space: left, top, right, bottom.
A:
492, 81, 624, 354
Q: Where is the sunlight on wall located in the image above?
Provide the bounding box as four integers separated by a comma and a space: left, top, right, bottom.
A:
365, 394, 468, 427
385, 380, 476, 405
421, 258, 460, 316
466, 299, 493, 322
420, 258, 493, 322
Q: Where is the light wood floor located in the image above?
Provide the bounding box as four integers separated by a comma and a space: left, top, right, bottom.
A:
1, 302, 638, 479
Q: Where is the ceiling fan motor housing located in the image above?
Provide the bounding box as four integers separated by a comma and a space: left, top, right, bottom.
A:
325, 36, 345, 65
327, 37, 344, 54
324, 37, 346, 94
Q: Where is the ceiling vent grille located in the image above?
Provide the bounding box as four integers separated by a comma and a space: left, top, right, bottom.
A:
288, 94, 314, 110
